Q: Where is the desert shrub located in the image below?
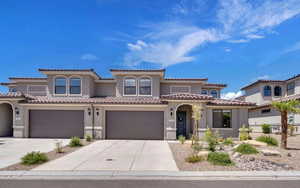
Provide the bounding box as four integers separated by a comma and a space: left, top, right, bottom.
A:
235, 143, 258, 155
178, 135, 186, 144
191, 142, 202, 154
204, 129, 219, 152
21, 151, 48, 165
288, 125, 297, 136
54, 141, 64, 153
256, 135, 278, 146
261, 124, 271, 134
239, 125, 251, 141
185, 155, 205, 163
86, 134, 92, 142
207, 152, 234, 166
223, 137, 234, 146
69, 137, 83, 147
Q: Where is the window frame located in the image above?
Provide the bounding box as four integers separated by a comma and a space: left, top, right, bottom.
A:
263, 85, 272, 97
54, 76, 67, 95
201, 89, 208, 95
210, 90, 218, 98
138, 77, 152, 96
287, 82, 295, 96
212, 109, 232, 129
273, 86, 282, 97
69, 77, 82, 95
123, 77, 137, 96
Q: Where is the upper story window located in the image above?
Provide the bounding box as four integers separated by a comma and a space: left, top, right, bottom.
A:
210, 90, 218, 98
55, 77, 66, 94
9, 88, 17, 92
287, 82, 295, 96
263, 85, 271, 97
139, 77, 151, 96
201, 90, 208, 95
124, 78, 137, 95
274, 86, 282, 97
70, 78, 81, 95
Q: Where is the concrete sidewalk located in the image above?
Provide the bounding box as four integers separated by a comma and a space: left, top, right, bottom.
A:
33, 140, 178, 171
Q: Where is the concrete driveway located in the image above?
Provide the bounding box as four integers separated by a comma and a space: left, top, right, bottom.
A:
0, 138, 69, 169
34, 140, 178, 171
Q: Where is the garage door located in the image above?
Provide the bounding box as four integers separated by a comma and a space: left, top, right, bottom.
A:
106, 111, 164, 140
29, 110, 84, 138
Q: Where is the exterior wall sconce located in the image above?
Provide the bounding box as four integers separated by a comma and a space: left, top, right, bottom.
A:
96, 108, 100, 116
15, 107, 20, 115
88, 108, 91, 116
170, 108, 174, 117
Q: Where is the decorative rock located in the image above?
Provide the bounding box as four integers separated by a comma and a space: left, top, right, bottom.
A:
249, 157, 255, 161
261, 149, 281, 156
232, 152, 241, 158
244, 140, 267, 147
198, 151, 210, 160
233, 144, 240, 150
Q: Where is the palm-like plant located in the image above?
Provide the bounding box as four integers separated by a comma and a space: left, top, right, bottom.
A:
191, 104, 202, 145
272, 100, 300, 149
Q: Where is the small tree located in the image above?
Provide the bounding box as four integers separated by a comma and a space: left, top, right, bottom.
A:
192, 104, 202, 145
272, 100, 300, 149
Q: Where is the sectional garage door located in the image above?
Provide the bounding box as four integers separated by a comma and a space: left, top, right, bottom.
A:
106, 111, 164, 140
29, 110, 84, 138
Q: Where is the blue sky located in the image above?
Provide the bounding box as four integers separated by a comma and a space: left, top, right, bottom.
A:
1, 0, 300, 98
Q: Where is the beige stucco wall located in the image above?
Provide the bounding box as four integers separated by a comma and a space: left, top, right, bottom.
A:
94, 83, 116, 97
0, 103, 13, 136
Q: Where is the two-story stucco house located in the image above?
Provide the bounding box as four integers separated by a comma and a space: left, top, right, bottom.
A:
241, 74, 300, 132
0, 68, 254, 140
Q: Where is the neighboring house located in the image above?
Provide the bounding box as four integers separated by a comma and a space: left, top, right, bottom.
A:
0, 69, 254, 140
241, 74, 300, 133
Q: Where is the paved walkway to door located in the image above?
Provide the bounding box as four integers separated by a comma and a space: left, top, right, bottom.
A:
33, 140, 178, 171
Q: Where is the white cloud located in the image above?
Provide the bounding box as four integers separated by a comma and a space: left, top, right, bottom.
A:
123, 0, 300, 67
221, 91, 243, 100
225, 48, 231, 52
285, 41, 300, 53
81, 54, 99, 61
254, 75, 271, 81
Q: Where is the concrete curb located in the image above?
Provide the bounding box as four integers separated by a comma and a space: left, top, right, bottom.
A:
1, 171, 300, 180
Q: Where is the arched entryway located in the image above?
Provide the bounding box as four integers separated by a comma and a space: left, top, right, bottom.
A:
176, 104, 193, 139
0, 103, 13, 137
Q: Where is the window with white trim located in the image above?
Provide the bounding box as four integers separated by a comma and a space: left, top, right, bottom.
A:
139, 77, 151, 95
287, 82, 295, 96
70, 78, 81, 95
210, 90, 218, 98
201, 89, 208, 95
263, 85, 272, 97
274, 86, 282, 97
55, 77, 66, 94
124, 78, 137, 95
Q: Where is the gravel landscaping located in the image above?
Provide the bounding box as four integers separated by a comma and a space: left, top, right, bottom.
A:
0, 140, 93, 171
169, 133, 300, 171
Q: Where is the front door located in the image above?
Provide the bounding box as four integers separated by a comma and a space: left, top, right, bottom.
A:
176, 111, 186, 138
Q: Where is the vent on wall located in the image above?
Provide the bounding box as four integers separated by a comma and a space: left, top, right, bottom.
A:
170, 86, 191, 94
27, 85, 47, 96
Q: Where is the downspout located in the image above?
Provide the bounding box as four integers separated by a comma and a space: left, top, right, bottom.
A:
91, 104, 95, 138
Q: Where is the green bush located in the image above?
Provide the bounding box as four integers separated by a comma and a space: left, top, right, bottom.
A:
256, 135, 278, 146
239, 125, 251, 141
178, 135, 186, 144
191, 142, 202, 154
69, 137, 83, 147
235, 143, 258, 155
204, 129, 219, 152
223, 137, 234, 146
185, 155, 205, 163
207, 152, 234, 166
261, 124, 271, 134
86, 135, 92, 142
21, 151, 48, 165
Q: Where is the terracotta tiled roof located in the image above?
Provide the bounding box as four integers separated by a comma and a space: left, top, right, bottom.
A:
208, 99, 256, 106
9, 77, 47, 80
25, 96, 167, 105
38, 68, 101, 79
0, 92, 25, 98
164, 78, 208, 81
110, 69, 165, 72
204, 83, 227, 87
161, 93, 214, 101
241, 80, 284, 90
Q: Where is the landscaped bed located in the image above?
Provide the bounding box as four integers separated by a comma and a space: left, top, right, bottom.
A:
0, 138, 93, 171
169, 133, 300, 171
